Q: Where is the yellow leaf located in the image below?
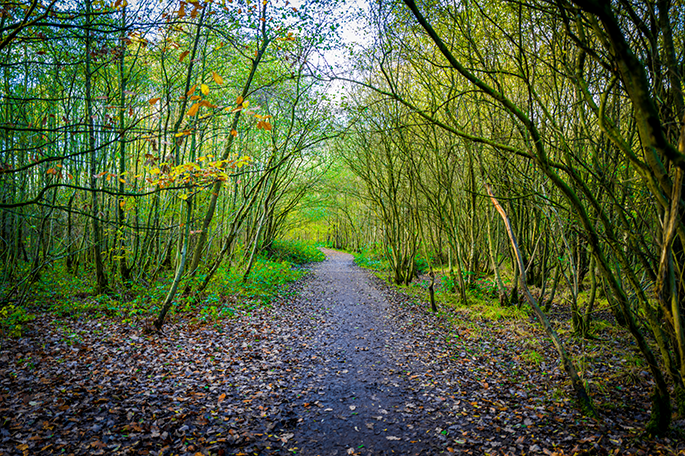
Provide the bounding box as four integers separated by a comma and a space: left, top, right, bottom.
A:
200, 84, 209, 95
187, 103, 200, 116
236, 96, 243, 105
186, 84, 197, 96
178, 193, 188, 200
119, 178, 126, 184
119, 200, 126, 208
243, 100, 249, 108
190, 95, 201, 101
148, 97, 160, 105
230, 129, 238, 137
212, 71, 224, 85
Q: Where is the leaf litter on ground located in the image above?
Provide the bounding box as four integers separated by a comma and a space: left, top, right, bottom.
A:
1, 249, 684, 455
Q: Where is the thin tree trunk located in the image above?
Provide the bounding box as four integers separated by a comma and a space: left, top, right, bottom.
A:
85, 0, 108, 294
486, 183, 595, 416
117, 5, 131, 283
154, 197, 193, 330
187, 5, 271, 278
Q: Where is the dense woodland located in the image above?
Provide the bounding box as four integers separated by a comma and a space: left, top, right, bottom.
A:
2, 0, 685, 447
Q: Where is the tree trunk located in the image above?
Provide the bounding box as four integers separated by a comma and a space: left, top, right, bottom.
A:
486, 184, 595, 416
154, 197, 193, 330
85, 0, 108, 294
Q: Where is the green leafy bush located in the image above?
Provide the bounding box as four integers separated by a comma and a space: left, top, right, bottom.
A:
264, 239, 325, 264
413, 255, 429, 275
353, 245, 388, 271
0, 304, 35, 338
211, 258, 305, 305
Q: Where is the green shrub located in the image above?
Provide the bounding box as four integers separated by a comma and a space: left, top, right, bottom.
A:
353, 245, 388, 271
0, 304, 35, 338
264, 239, 325, 264
413, 255, 429, 275
211, 258, 305, 304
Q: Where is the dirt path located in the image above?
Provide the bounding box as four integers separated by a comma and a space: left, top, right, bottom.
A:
282, 248, 446, 455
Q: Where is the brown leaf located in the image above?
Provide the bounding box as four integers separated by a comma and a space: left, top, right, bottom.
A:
187, 103, 200, 116
212, 71, 224, 85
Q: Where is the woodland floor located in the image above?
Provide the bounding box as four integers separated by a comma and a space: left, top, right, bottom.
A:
2, 249, 685, 455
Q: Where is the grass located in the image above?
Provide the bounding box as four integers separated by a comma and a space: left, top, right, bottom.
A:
350, 247, 531, 323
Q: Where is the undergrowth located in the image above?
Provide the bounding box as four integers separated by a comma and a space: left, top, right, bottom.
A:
353, 247, 528, 322
353, 245, 389, 271
0, 239, 324, 334
265, 239, 325, 264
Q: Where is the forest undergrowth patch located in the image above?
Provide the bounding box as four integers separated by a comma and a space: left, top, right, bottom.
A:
0, 240, 325, 335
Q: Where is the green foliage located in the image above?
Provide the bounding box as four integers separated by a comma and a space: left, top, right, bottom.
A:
413, 255, 429, 275
28, 265, 95, 304
0, 247, 311, 335
520, 349, 544, 366
441, 273, 499, 297
265, 239, 325, 264
353, 245, 389, 271
210, 258, 306, 305
410, 273, 528, 321
196, 295, 234, 325
0, 305, 35, 338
